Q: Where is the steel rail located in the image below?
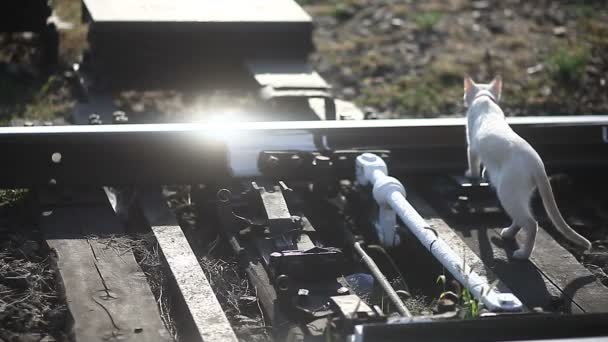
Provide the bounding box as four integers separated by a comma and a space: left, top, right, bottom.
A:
0, 115, 606, 186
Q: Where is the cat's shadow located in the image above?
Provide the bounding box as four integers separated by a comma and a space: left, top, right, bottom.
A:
488, 234, 579, 313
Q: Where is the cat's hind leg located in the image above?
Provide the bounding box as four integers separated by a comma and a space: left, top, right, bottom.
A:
500, 222, 520, 240
512, 219, 538, 260
495, 182, 536, 260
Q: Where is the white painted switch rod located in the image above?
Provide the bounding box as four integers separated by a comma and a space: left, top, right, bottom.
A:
355, 153, 522, 312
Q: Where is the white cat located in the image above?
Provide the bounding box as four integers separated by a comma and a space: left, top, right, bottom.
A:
464, 76, 592, 260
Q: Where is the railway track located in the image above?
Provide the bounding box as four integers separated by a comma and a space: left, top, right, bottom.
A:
2, 0, 608, 341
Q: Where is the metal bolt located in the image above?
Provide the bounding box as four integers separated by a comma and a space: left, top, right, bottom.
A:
112, 110, 126, 119
276, 274, 289, 291
289, 154, 302, 166
51, 152, 62, 164
88, 113, 100, 123
313, 155, 332, 167
266, 155, 280, 167
114, 115, 129, 124
112, 111, 128, 124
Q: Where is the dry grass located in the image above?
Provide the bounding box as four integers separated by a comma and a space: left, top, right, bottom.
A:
0, 191, 68, 341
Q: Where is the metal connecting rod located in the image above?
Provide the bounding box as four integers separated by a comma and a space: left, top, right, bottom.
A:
356, 153, 523, 312
354, 242, 412, 317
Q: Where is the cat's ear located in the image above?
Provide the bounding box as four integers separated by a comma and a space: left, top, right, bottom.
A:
464, 76, 475, 93
490, 75, 502, 100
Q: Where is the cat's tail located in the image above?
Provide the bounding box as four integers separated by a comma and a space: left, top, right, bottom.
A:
534, 166, 592, 250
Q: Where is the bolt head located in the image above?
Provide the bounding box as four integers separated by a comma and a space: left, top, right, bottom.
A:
289, 154, 302, 166
266, 155, 280, 167
112, 110, 126, 118
313, 155, 332, 167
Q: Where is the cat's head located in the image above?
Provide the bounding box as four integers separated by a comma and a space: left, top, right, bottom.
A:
463, 75, 502, 108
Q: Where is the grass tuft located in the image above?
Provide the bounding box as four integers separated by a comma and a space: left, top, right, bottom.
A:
413, 11, 444, 32
547, 46, 589, 83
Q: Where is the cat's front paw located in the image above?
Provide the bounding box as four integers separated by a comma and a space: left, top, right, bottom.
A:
512, 249, 531, 260
500, 227, 516, 240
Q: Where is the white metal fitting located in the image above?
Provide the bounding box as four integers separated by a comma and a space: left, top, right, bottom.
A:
482, 292, 523, 312
372, 175, 406, 205
375, 205, 400, 247
356, 153, 403, 248
355, 153, 388, 186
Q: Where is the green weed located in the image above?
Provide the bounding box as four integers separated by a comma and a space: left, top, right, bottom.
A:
460, 288, 480, 319
547, 46, 589, 83
413, 11, 444, 32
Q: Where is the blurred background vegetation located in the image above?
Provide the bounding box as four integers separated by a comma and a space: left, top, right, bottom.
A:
302, 0, 608, 117
0, 0, 607, 123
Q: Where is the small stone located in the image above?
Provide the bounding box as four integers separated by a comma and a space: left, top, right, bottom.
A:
391, 18, 404, 28
527, 64, 544, 75
472, 1, 490, 10
553, 26, 567, 36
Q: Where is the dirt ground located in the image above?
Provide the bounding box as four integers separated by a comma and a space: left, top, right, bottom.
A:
303, 0, 608, 118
